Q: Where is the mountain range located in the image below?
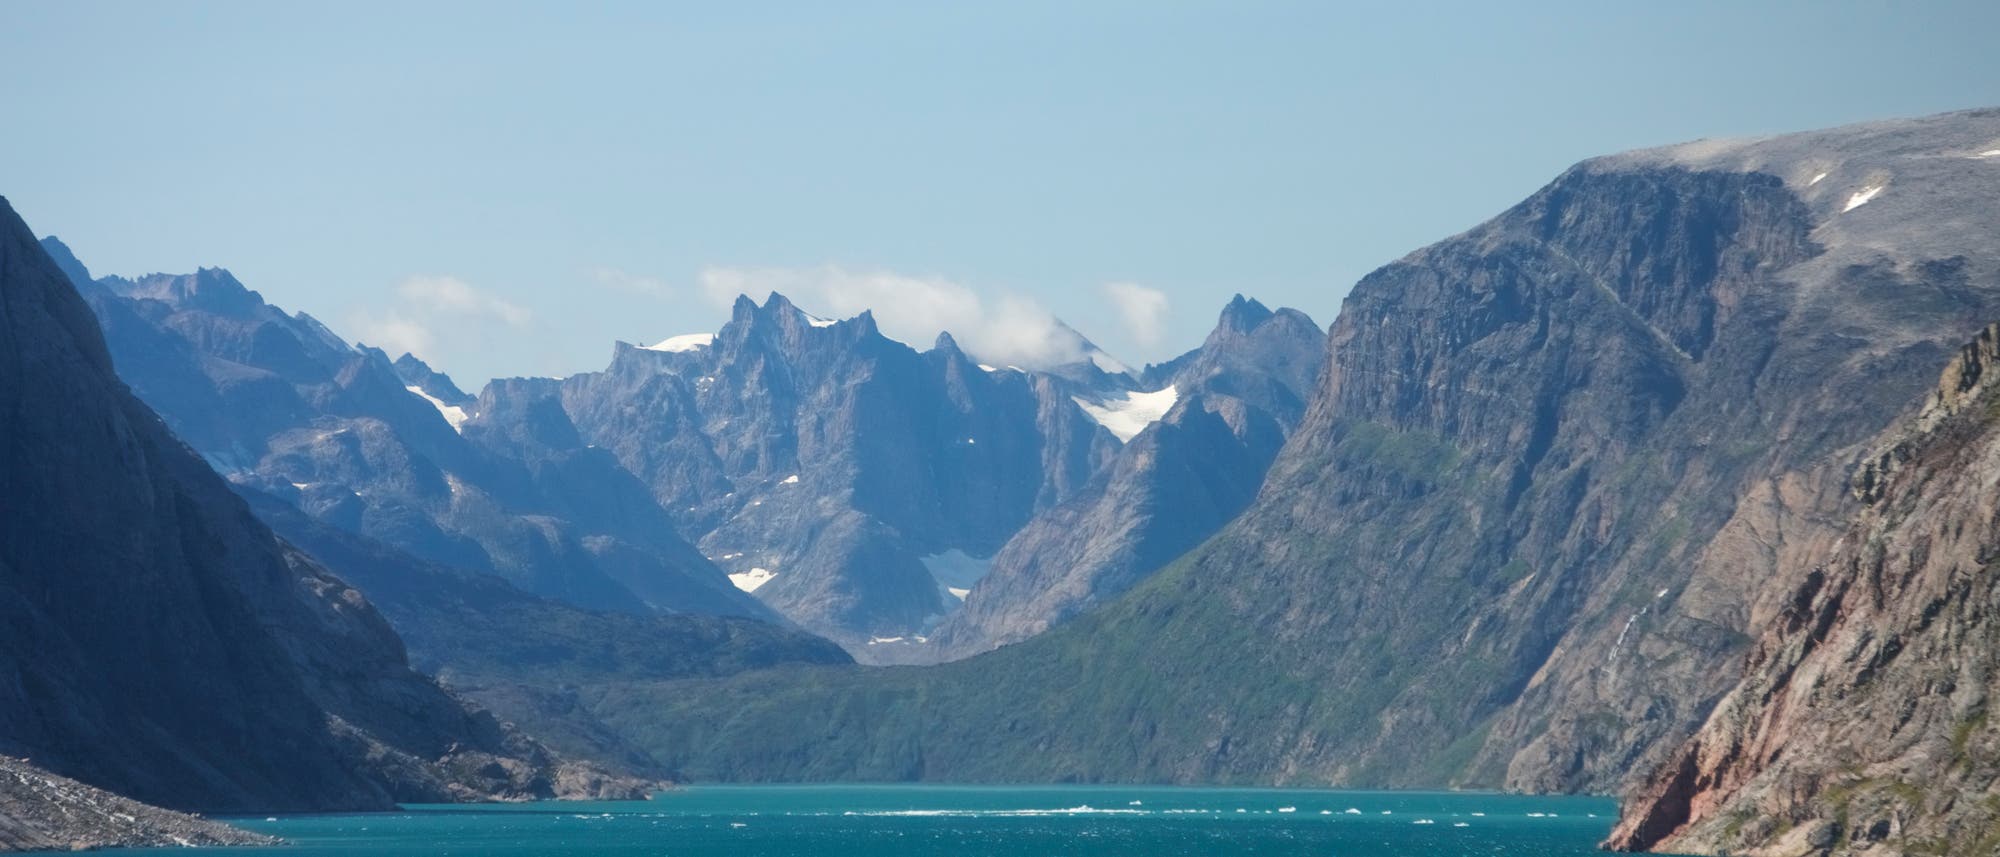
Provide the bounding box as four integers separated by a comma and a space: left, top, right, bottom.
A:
7, 107, 2000, 855
510, 109, 2000, 830
0, 195, 651, 836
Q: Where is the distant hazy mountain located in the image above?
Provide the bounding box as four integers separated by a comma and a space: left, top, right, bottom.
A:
573, 108, 2000, 797
919, 296, 1325, 661
551, 293, 1123, 652
56, 247, 761, 620
0, 196, 631, 816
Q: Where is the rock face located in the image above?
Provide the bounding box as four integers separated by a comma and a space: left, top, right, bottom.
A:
922, 296, 1324, 660
0, 756, 276, 852
576, 108, 2000, 792
1610, 324, 2000, 856
0, 196, 625, 812
554, 294, 1124, 651
59, 244, 759, 619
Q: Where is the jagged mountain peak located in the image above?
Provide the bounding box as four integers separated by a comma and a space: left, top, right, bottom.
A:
393, 352, 473, 405
1216, 293, 1273, 331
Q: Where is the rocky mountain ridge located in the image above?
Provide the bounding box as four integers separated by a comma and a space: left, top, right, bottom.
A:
58, 244, 762, 620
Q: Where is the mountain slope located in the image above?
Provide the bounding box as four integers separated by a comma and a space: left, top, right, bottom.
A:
0, 196, 623, 812
57, 246, 760, 619
575, 108, 2000, 791
0, 757, 275, 852
1611, 324, 2000, 856
237, 487, 850, 773
923, 296, 1324, 660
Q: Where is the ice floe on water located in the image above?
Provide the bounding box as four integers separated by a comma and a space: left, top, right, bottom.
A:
845, 806, 1145, 817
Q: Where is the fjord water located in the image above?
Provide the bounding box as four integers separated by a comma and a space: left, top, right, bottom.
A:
107, 785, 1637, 856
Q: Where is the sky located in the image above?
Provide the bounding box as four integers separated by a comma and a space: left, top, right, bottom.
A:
3, 1, 1997, 386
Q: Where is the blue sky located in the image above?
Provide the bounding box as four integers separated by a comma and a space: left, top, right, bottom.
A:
3, 1, 1997, 385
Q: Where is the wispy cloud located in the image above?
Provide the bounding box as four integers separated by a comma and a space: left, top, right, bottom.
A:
1101, 281, 1169, 347
351, 275, 531, 365
397, 275, 532, 326
591, 267, 671, 299
350, 312, 434, 359
697, 265, 1093, 369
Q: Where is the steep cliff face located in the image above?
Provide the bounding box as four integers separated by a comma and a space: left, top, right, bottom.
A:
578, 108, 2000, 792
1611, 324, 2000, 857
58, 244, 758, 619
923, 297, 1324, 660
0, 197, 619, 812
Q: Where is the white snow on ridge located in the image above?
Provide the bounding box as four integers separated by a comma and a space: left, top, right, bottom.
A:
1975, 149, 2000, 159
1807, 171, 1828, 186
947, 587, 971, 600
1073, 385, 1180, 443
643, 332, 715, 353
804, 311, 837, 328
781, 474, 800, 484
405, 386, 469, 432
729, 567, 776, 592
1843, 184, 1885, 212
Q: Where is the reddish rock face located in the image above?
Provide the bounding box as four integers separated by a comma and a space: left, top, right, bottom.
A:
1610, 324, 2000, 855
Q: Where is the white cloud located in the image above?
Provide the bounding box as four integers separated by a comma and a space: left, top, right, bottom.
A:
349, 312, 434, 359
696, 265, 1092, 369
1101, 281, 1169, 347
397, 275, 532, 327
591, 267, 671, 298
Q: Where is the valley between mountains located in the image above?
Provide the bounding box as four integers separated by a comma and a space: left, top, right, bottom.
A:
7, 107, 2000, 855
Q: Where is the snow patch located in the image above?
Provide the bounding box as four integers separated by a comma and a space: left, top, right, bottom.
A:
1843, 184, 1885, 212
977, 364, 998, 372
946, 587, 971, 600
1073, 385, 1180, 442
642, 333, 714, 353
1974, 149, 2000, 159
1808, 171, 1828, 186
780, 474, 799, 484
804, 312, 837, 328
405, 386, 469, 432
729, 567, 775, 592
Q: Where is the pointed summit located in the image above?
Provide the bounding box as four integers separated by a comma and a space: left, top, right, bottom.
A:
393, 353, 472, 405
1216, 294, 1274, 332
933, 330, 962, 352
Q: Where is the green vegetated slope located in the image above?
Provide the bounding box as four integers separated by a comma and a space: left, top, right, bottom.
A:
582, 108, 2000, 795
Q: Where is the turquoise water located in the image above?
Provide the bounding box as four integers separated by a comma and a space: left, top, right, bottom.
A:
113, 785, 1642, 856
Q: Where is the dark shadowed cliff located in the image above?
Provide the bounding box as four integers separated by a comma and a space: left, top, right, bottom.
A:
0, 196, 631, 814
